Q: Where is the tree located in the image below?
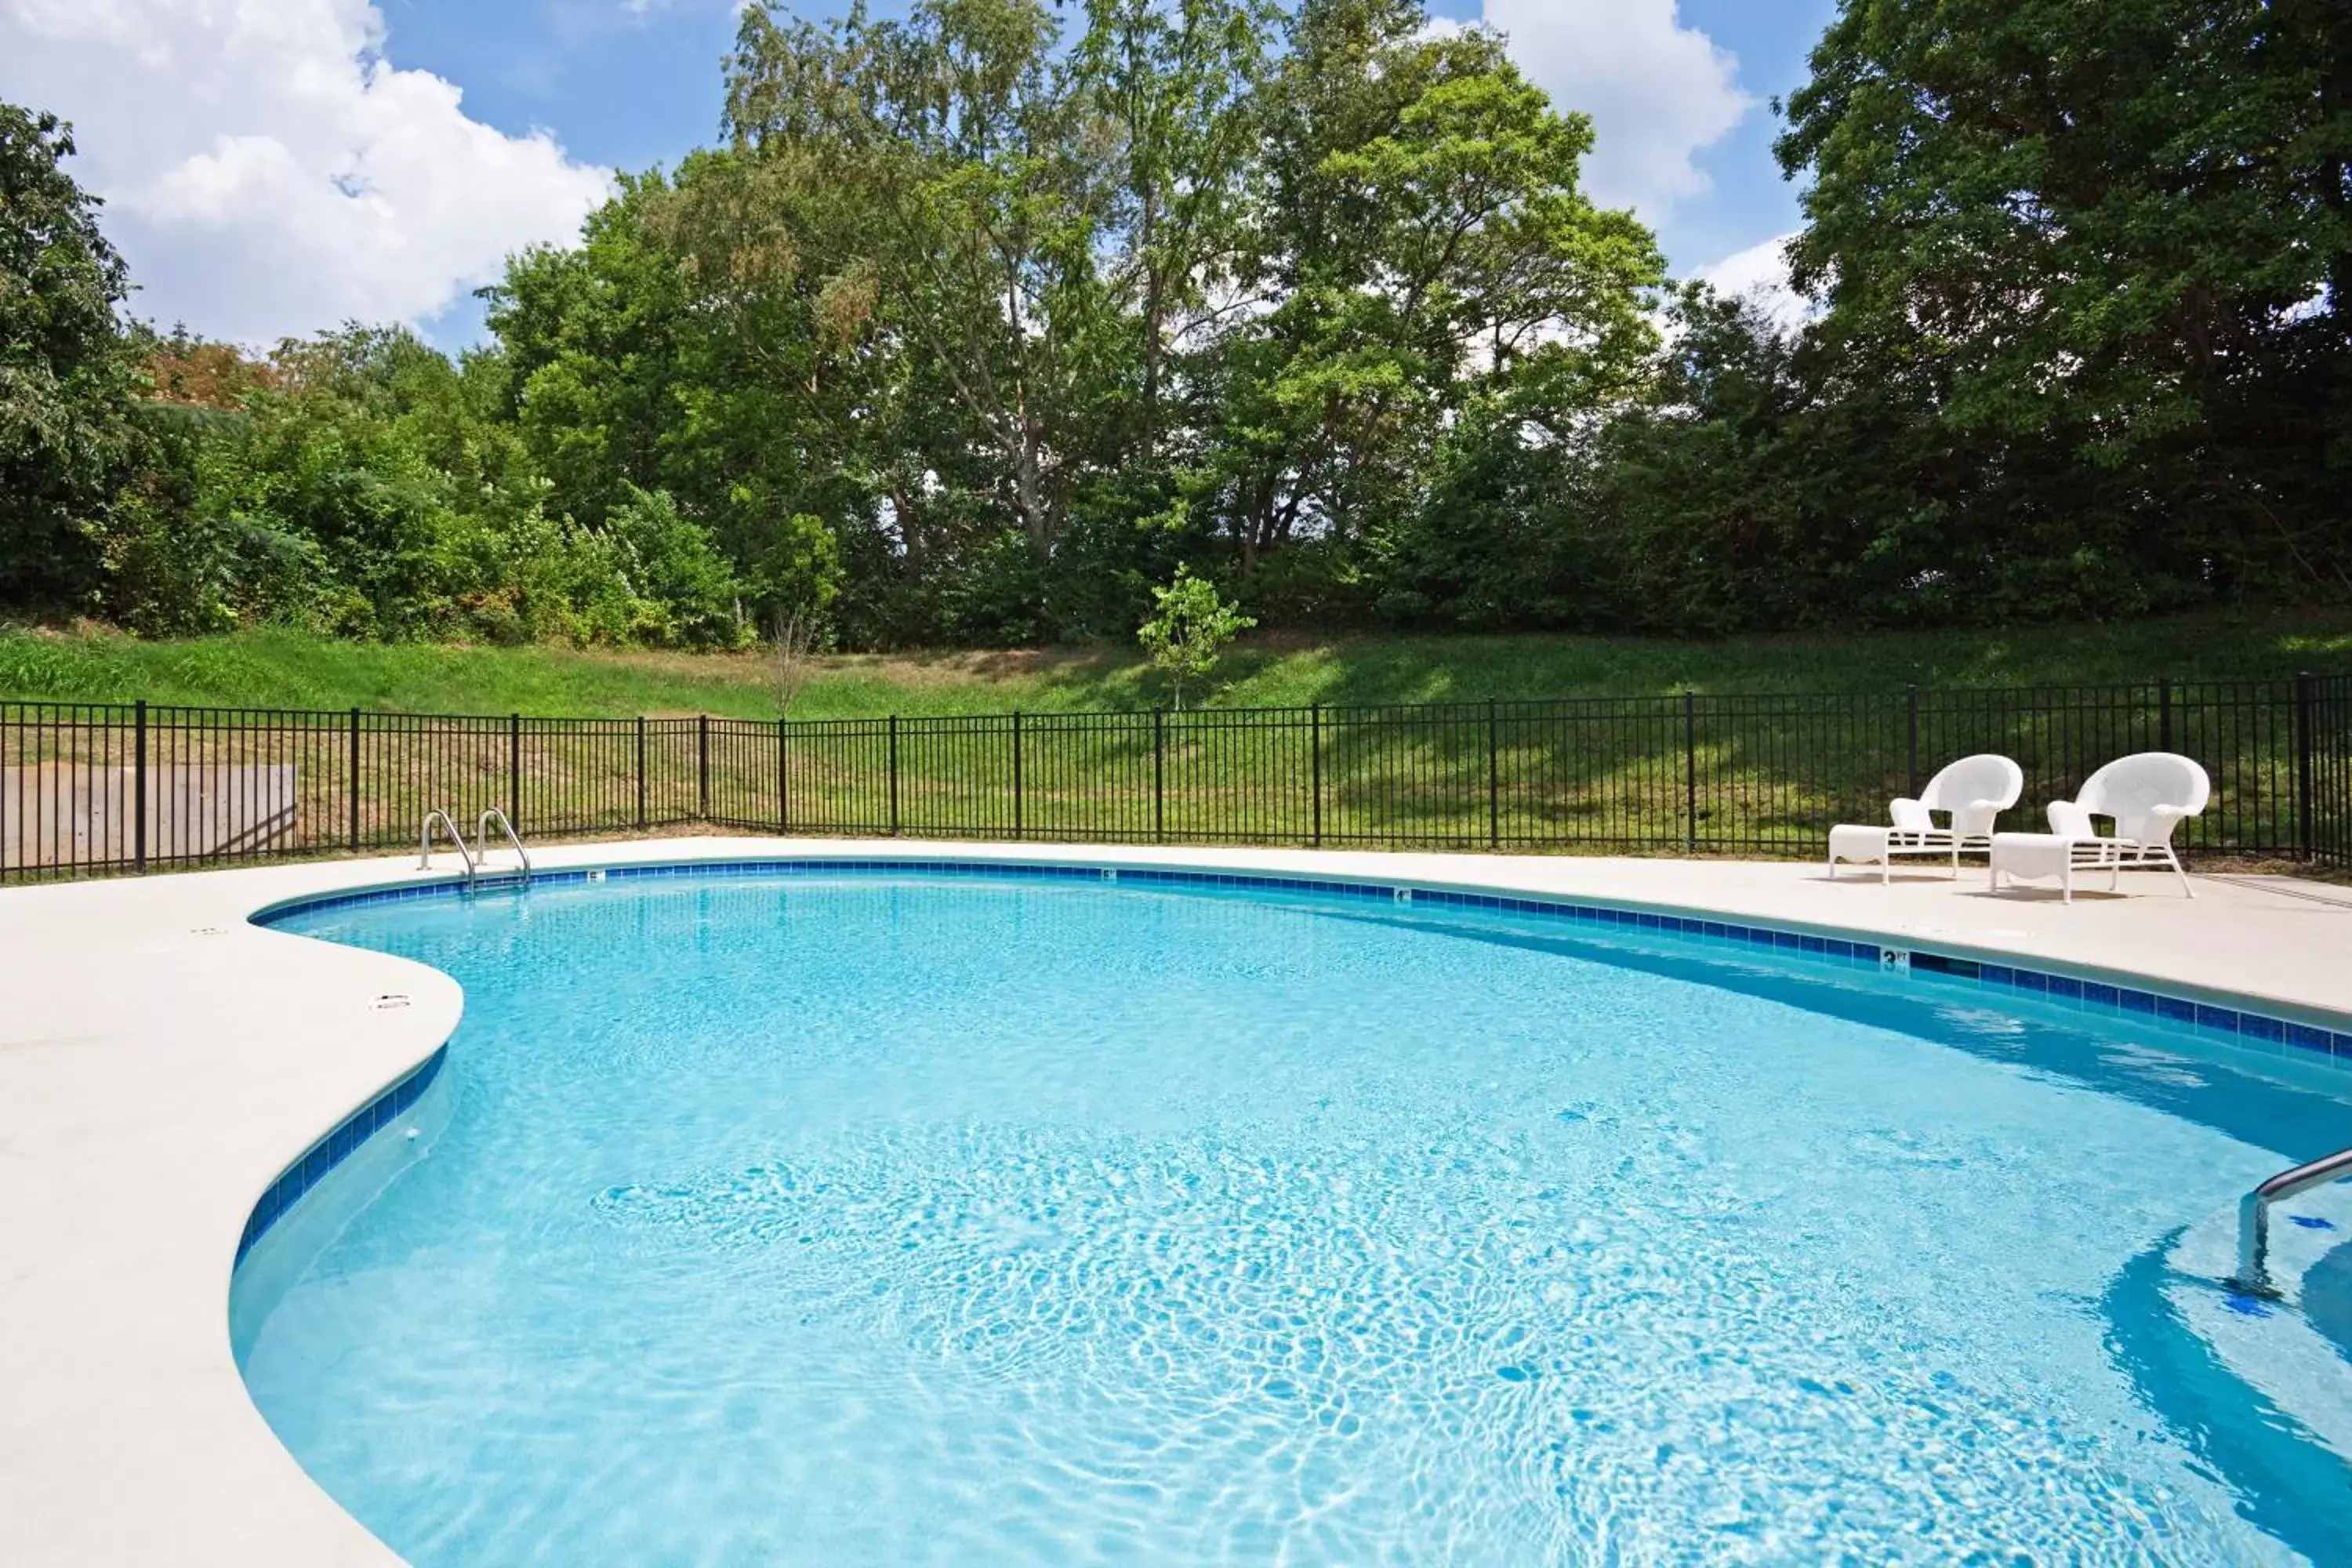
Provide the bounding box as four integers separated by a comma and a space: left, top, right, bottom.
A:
1074, 0, 1271, 467
0, 103, 137, 610
1202, 2, 1664, 593
768, 606, 826, 717
1138, 562, 1254, 706
726, 0, 1120, 559
1776, 0, 2352, 612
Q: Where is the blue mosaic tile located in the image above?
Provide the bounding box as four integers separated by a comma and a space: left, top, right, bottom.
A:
2240, 1014, 2285, 1044
2286, 1022, 2333, 1056
2047, 975, 2082, 1002
234, 1046, 447, 1266
2157, 996, 2199, 1025
2196, 1004, 2241, 1035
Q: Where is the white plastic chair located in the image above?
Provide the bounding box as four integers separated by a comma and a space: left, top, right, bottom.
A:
1988, 752, 2210, 901
1828, 754, 2024, 881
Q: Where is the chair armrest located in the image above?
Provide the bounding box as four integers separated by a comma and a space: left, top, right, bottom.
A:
2140, 804, 2193, 845
1889, 797, 1933, 831
2045, 800, 2096, 839
1950, 798, 2005, 836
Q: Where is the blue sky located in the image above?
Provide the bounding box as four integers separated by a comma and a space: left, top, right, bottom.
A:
0, 0, 1838, 348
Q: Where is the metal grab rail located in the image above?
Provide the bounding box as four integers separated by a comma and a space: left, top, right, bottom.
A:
474, 807, 532, 884
2234, 1145, 2352, 1297
418, 810, 476, 884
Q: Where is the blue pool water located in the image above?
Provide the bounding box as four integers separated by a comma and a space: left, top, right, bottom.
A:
241, 870, 2352, 1565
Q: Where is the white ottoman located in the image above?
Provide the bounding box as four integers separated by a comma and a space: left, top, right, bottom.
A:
1988, 832, 2090, 901
1827, 823, 1894, 880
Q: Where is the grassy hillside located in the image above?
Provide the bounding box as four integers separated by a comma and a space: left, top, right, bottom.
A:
3, 608, 2350, 719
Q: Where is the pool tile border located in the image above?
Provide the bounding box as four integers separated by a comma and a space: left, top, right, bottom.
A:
256, 857, 2352, 1076
234, 1046, 445, 1265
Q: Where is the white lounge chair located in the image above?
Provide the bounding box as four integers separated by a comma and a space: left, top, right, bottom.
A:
1987, 752, 2210, 902
1828, 753, 2024, 882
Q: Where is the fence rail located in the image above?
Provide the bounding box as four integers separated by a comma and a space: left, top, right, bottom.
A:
5, 675, 2347, 883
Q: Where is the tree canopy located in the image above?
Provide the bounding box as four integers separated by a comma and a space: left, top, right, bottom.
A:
0, 0, 2344, 652
1, 105, 137, 608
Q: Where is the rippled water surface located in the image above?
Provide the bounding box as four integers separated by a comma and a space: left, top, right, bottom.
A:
242, 872, 2352, 1565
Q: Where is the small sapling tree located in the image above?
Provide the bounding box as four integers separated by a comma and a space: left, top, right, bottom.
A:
1137, 564, 1254, 710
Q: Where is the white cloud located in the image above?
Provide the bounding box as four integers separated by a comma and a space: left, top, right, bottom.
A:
1695, 230, 1812, 333
1481, 0, 1751, 220
0, 0, 615, 344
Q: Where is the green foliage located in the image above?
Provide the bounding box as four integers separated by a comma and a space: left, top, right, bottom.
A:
0, 104, 139, 609
1769, 0, 2352, 614
1137, 563, 1254, 706
7, 0, 2352, 659
607, 485, 746, 648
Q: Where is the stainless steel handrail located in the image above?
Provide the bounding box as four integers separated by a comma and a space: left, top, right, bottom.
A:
2234, 1145, 2352, 1297
474, 807, 532, 884
419, 810, 476, 884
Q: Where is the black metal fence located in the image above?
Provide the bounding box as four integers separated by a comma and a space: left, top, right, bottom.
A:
5, 674, 2347, 883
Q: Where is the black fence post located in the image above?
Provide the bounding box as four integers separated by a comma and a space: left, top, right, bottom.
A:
635, 716, 648, 830
2296, 670, 2318, 861
347, 707, 361, 852
508, 713, 522, 831
1310, 703, 1323, 848
2158, 678, 2174, 753
1486, 697, 1501, 849
776, 718, 789, 833
1905, 685, 1920, 797
697, 714, 710, 820
1152, 709, 1166, 843
132, 699, 147, 874
1011, 710, 1024, 840
1682, 690, 1697, 855
887, 715, 901, 835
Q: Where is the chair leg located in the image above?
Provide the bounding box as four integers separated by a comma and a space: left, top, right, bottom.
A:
2169, 848, 2193, 898
2063, 860, 2074, 904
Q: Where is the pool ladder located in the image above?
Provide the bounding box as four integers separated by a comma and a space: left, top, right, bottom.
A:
418, 808, 532, 888
2233, 1144, 2352, 1298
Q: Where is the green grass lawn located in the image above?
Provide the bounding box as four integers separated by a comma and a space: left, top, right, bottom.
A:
3, 607, 2349, 719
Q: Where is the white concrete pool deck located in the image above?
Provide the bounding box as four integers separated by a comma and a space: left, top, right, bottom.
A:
3, 837, 2350, 1565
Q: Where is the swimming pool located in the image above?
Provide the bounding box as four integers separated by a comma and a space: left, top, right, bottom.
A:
238, 866, 2352, 1564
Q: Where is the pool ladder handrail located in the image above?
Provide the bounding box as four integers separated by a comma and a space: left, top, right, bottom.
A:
474, 807, 533, 885
419, 810, 476, 884
2234, 1144, 2352, 1298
